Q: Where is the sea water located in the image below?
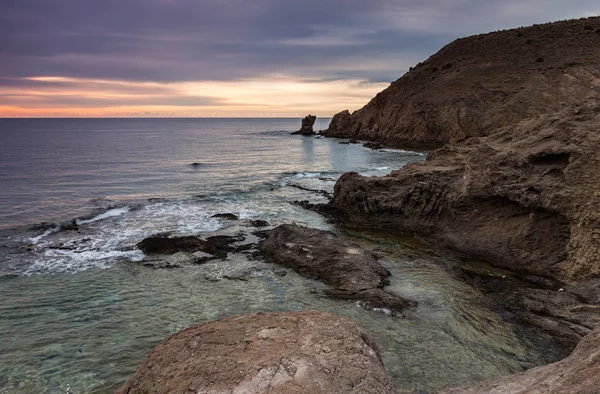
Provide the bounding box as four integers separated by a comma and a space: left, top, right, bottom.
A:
0, 118, 548, 393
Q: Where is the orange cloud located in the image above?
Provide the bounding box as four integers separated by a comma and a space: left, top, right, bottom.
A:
0, 76, 389, 117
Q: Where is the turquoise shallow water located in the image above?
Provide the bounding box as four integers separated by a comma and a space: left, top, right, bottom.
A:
0, 119, 549, 393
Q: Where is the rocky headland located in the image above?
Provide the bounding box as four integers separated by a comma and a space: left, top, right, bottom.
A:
315, 15, 600, 393
321, 17, 600, 149
118, 17, 600, 394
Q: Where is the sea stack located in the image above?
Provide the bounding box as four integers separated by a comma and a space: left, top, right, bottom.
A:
291, 114, 317, 135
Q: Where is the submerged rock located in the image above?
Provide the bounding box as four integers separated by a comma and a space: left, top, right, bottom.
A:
291, 114, 317, 136
256, 224, 413, 314
442, 324, 600, 394
211, 213, 239, 221
248, 219, 270, 228
116, 310, 396, 394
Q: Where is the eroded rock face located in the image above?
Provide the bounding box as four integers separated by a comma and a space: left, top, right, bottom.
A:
321, 17, 600, 148
291, 114, 317, 135
256, 224, 413, 314
115, 310, 396, 394
321, 102, 600, 282
441, 324, 600, 394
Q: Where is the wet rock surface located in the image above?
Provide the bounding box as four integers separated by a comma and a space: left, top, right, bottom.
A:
442, 324, 600, 394
116, 310, 397, 394
256, 224, 413, 315
136, 234, 244, 263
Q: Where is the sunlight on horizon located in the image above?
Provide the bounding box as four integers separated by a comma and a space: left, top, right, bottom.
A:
0, 75, 390, 118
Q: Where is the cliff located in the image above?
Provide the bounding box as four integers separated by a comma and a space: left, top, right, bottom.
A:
322, 102, 600, 282
320, 17, 600, 282
322, 17, 600, 149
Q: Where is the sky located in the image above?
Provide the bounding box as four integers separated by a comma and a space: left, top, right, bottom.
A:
1, 1, 599, 118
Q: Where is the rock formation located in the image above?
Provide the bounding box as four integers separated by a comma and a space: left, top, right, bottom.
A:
256, 224, 413, 315
115, 310, 397, 394
442, 324, 600, 394
321, 102, 600, 282
291, 114, 317, 135
321, 17, 600, 149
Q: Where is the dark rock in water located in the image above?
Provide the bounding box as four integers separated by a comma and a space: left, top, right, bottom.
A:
189, 162, 202, 168
202, 235, 244, 258
115, 311, 396, 394
142, 259, 183, 269
248, 219, 269, 227
256, 224, 413, 315
60, 220, 79, 231
291, 114, 317, 135
291, 200, 318, 211
137, 234, 243, 260
338, 141, 350, 145
349, 138, 359, 144
363, 141, 384, 150
211, 213, 239, 221
137, 235, 205, 255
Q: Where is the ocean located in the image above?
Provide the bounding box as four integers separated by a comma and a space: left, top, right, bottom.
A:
0, 118, 548, 393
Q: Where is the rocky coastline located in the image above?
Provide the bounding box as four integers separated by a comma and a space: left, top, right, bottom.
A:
118, 17, 600, 393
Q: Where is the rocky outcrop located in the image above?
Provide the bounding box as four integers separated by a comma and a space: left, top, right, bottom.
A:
136, 233, 244, 263
116, 310, 396, 394
442, 324, 600, 394
256, 224, 413, 314
321, 102, 600, 282
291, 114, 317, 135
321, 17, 600, 148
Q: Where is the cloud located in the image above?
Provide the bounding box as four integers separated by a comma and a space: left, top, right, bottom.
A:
0, 0, 598, 116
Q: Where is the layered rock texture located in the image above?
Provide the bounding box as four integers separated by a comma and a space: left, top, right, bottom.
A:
320, 17, 600, 283
442, 325, 600, 394
322, 17, 600, 149
116, 311, 396, 394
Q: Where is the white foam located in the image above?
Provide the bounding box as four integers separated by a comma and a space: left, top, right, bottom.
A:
379, 148, 426, 156
76, 207, 130, 225
375, 167, 390, 171
29, 225, 61, 244
22, 249, 144, 276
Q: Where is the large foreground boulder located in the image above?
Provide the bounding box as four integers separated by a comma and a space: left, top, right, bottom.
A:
116, 311, 396, 394
442, 324, 600, 394
256, 224, 413, 314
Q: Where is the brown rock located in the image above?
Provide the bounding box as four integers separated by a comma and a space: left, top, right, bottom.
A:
320, 17, 600, 149
115, 310, 397, 394
321, 102, 600, 283
291, 114, 317, 135
256, 224, 413, 314
441, 324, 600, 394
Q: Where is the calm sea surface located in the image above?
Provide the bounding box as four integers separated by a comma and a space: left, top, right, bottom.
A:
0, 118, 550, 393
